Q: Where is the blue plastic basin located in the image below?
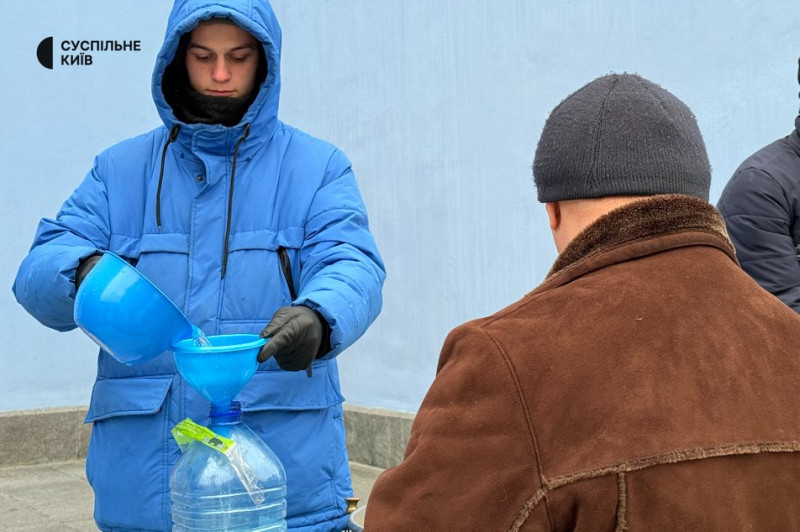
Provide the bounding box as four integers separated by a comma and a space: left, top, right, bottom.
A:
172, 334, 265, 406
74, 252, 194, 365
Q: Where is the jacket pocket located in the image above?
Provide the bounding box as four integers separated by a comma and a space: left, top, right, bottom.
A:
237, 359, 343, 411
85, 375, 173, 422
221, 228, 303, 321
136, 233, 190, 309
238, 362, 351, 523
85, 376, 175, 530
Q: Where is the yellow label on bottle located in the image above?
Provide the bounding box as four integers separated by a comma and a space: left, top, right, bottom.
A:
171, 418, 234, 454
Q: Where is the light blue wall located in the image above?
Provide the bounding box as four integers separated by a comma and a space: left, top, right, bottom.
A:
3, 1, 798, 413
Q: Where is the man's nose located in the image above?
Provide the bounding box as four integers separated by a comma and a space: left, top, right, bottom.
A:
212, 59, 231, 82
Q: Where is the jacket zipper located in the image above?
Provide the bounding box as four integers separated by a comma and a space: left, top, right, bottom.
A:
278, 246, 317, 377
220, 124, 251, 278
277, 247, 297, 300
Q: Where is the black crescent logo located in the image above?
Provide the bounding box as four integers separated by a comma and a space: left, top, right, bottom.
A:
37, 37, 53, 69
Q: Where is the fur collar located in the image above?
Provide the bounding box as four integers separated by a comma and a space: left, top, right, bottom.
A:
547, 195, 734, 278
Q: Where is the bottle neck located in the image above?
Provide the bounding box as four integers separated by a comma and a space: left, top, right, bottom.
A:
209, 401, 242, 426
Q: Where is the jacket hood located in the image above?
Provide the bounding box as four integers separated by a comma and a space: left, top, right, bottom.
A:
151, 0, 282, 139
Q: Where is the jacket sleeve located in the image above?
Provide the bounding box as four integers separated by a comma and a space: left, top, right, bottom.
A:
717, 166, 800, 312
363, 323, 546, 530
12, 156, 111, 331
292, 149, 386, 356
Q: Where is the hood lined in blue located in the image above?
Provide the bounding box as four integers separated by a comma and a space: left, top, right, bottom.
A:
151, 0, 283, 139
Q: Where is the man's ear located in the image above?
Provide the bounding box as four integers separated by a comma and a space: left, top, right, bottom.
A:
545, 201, 561, 231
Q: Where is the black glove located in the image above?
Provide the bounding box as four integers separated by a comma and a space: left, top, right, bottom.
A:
75, 253, 103, 290
258, 306, 330, 372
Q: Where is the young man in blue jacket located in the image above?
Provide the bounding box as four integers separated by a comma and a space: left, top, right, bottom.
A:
12, 1, 385, 530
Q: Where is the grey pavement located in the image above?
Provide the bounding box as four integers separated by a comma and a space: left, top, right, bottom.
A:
0, 460, 383, 531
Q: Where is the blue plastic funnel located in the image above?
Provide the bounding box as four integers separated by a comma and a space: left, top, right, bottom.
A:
74, 252, 194, 365
172, 334, 265, 406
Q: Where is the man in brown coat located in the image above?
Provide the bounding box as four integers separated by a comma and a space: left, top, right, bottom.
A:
363, 73, 800, 530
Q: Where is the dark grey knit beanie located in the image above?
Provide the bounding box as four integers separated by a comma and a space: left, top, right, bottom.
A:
533, 73, 711, 202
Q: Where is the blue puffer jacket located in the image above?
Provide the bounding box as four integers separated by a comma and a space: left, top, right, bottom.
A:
12, 1, 385, 530
717, 115, 800, 313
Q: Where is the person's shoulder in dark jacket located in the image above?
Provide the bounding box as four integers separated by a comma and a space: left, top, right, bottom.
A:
717, 123, 800, 313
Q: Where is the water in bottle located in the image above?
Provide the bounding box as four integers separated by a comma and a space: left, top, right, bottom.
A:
170, 402, 287, 531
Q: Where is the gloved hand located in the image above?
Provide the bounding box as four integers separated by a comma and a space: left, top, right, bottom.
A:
258, 306, 330, 372
75, 253, 103, 290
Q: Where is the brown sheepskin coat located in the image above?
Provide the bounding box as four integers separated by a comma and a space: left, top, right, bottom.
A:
364, 195, 800, 531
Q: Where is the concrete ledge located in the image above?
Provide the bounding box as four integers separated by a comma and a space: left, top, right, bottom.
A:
0, 404, 413, 470
0, 407, 92, 467
344, 404, 415, 470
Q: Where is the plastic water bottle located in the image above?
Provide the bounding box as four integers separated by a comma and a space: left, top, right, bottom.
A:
170, 402, 287, 531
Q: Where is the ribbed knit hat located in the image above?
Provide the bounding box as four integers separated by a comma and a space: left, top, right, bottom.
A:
533, 73, 711, 202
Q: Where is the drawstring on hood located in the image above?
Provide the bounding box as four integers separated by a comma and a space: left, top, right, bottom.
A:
156, 124, 181, 232
153, 122, 251, 278
221, 123, 251, 278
